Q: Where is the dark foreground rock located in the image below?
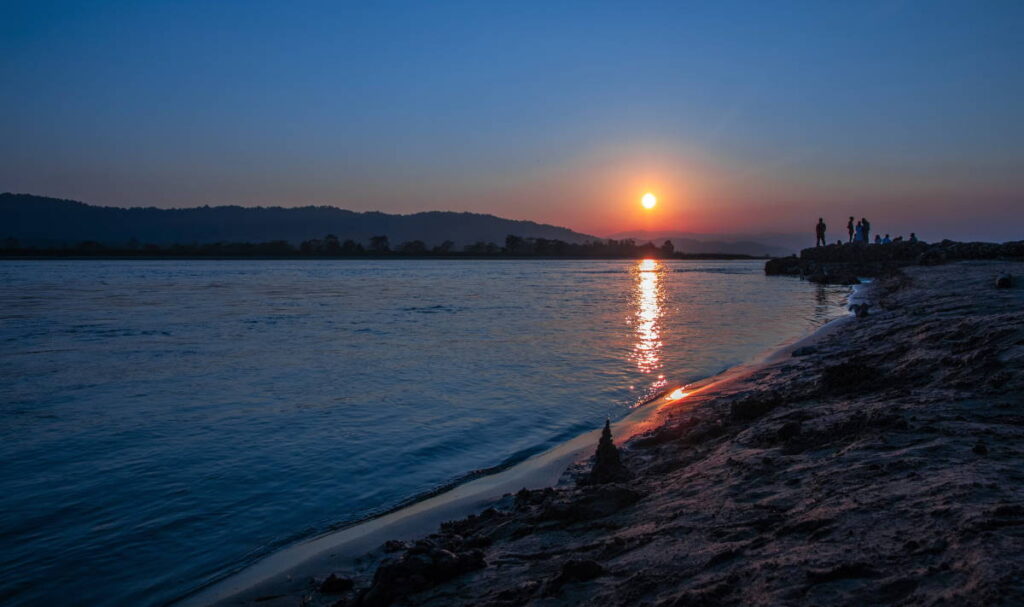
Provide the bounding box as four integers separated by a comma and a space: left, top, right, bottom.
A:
765, 239, 1024, 280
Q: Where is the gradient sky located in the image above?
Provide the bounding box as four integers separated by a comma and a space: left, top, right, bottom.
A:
2, 1, 1023, 240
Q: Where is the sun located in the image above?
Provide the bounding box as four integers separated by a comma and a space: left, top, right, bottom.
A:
641, 193, 657, 209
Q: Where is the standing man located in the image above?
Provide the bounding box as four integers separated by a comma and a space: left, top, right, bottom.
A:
862, 217, 871, 244
815, 217, 827, 247
847, 217, 855, 243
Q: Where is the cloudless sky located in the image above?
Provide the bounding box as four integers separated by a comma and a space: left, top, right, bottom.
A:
2, 0, 1022, 240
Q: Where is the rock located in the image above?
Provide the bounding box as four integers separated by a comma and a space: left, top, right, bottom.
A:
820, 362, 880, 393
540, 484, 642, 522
776, 421, 802, 442
996, 273, 1012, 288
319, 573, 355, 594
805, 562, 880, 584
849, 303, 871, 317
791, 346, 818, 357
764, 255, 802, 276
360, 547, 486, 606
555, 559, 605, 584
586, 420, 630, 484
730, 391, 783, 421
382, 540, 407, 553
917, 248, 947, 266
493, 580, 541, 603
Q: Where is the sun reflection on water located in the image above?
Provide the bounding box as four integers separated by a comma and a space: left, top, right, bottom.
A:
631, 259, 664, 375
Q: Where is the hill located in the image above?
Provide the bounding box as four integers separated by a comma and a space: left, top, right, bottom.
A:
0, 193, 597, 248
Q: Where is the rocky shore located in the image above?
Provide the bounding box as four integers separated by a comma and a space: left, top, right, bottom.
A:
219, 260, 1024, 607
765, 239, 1024, 285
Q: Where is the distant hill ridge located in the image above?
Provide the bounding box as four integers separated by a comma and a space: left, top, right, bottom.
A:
0, 193, 598, 248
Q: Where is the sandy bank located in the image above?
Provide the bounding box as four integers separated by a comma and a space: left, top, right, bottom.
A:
194, 261, 1024, 606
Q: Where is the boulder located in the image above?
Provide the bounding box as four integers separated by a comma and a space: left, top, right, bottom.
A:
730, 391, 783, 421
554, 559, 605, 584
360, 547, 485, 606
319, 573, 355, 594
849, 303, 871, 317
820, 362, 880, 394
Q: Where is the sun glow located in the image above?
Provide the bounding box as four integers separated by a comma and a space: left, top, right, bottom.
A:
664, 388, 689, 401
641, 193, 657, 209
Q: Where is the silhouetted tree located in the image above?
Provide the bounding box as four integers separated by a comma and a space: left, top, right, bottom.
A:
300, 238, 323, 255
464, 241, 493, 255
661, 240, 675, 256
433, 240, 455, 254
324, 234, 341, 254
369, 235, 390, 253
398, 240, 427, 254
505, 234, 524, 254
341, 239, 363, 254
76, 240, 104, 253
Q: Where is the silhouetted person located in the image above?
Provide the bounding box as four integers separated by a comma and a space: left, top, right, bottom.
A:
883, 234, 892, 244
909, 232, 918, 243
861, 217, 871, 243
874, 234, 882, 244
855, 220, 864, 243
815, 217, 827, 247
847, 216, 855, 242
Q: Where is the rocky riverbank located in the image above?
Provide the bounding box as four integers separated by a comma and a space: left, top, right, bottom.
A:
218, 260, 1024, 607
765, 239, 1024, 284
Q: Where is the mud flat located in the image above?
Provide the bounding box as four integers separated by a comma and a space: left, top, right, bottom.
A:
195, 260, 1024, 606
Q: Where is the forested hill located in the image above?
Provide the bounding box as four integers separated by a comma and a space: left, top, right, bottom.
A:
0, 193, 596, 248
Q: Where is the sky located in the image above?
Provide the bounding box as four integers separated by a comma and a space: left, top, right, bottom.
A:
2, 0, 1023, 241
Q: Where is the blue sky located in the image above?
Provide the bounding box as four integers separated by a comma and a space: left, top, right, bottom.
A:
2, 1, 1022, 239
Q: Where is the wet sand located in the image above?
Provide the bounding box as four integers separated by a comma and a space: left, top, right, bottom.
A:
199, 260, 1024, 606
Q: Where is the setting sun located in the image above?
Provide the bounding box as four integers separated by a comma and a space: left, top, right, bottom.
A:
641, 193, 657, 209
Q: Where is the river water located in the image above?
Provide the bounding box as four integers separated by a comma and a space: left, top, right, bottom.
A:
0, 259, 848, 605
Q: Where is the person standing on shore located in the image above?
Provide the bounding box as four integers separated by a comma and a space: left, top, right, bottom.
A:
855, 220, 864, 243
815, 218, 827, 247
862, 217, 871, 244
847, 216, 855, 243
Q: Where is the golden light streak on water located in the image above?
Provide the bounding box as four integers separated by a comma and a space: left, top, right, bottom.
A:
631, 259, 663, 374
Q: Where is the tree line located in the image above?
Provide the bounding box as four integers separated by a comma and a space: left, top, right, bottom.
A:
0, 234, 761, 259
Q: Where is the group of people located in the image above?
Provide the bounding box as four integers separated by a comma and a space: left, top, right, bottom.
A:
814, 216, 917, 247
